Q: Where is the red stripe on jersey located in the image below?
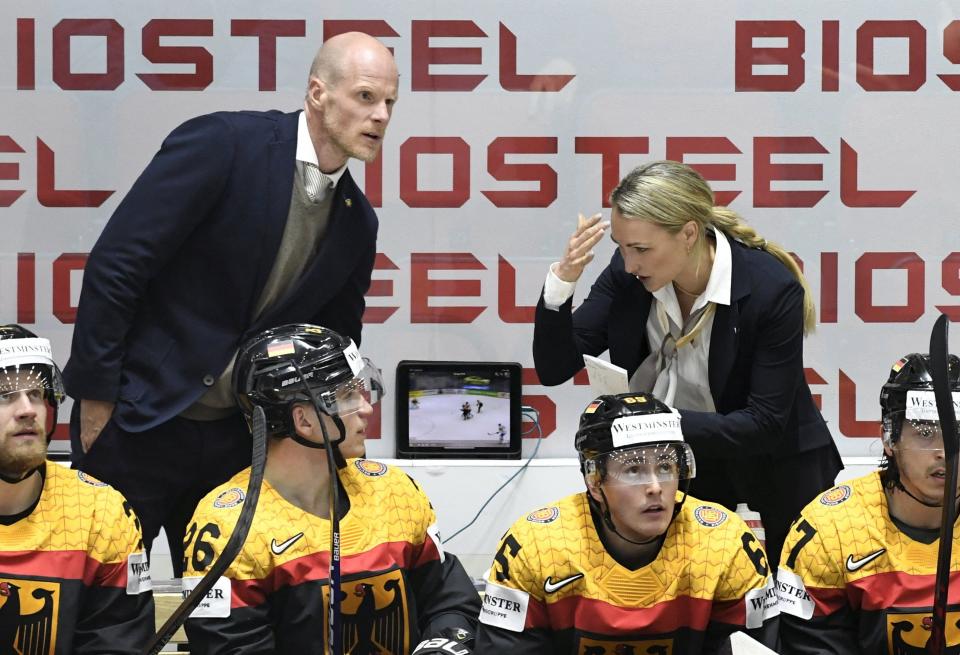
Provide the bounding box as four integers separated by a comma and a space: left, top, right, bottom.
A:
414, 532, 442, 568
230, 539, 420, 608
850, 570, 960, 611
802, 586, 848, 617
709, 597, 747, 625
525, 596, 549, 628
0, 549, 128, 588
533, 593, 715, 633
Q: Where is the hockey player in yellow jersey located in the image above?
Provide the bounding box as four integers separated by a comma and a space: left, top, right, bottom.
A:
779, 352, 960, 654
183, 324, 480, 654
475, 392, 779, 654
0, 325, 154, 654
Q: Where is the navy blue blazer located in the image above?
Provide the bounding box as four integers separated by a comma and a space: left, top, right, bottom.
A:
533, 241, 835, 461
64, 110, 378, 432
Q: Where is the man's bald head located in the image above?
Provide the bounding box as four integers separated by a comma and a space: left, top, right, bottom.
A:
307, 32, 395, 89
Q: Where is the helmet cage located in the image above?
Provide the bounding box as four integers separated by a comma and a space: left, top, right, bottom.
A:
883, 409, 955, 451
584, 441, 696, 488
0, 330, 64, 439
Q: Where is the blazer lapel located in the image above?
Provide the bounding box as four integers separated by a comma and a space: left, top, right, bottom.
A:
251, 111, 299, 305
610, 277, 653, 376
708, 243, 750, 405
260, 171, 366, 325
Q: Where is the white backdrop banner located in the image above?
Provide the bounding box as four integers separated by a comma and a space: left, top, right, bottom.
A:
2, 0, 958, 459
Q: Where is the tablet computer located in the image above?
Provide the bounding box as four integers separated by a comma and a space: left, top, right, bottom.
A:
395, 360, 522, 459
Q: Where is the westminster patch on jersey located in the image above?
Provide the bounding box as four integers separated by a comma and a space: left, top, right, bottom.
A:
526, 507, 559, 524
480, 580, 529, 633
0, 578, 60, 654
126, 551, 152, 595
745, 577, 779, 629
184, 576, 231, 618
213, 487, 245, 509
775, 568, 815, 620
819, 485, 851, 506
354, 459, 388, 477
694, 505, 727, 527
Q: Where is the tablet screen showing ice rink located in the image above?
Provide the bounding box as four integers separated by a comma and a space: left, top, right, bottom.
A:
395, 361, 522, 459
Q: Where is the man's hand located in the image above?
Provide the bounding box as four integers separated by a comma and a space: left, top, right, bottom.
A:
79, 399, 115, 453
555, 212, 609, 283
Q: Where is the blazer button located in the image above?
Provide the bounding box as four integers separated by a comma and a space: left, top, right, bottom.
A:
202, 374, 216, 387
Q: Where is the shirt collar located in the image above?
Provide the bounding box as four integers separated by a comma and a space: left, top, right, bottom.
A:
296, 111, 347, 187
652, 227, 733, 310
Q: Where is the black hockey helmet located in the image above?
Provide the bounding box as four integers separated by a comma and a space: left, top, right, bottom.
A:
233, 324, 384, 442
0, 324, 64, 439
575, 392, 695, 487
879, 352, 960, 446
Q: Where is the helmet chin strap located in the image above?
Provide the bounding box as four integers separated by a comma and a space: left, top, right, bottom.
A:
893, 478, 959, 509
289, 410, 348, 468
0, 467, 39, 485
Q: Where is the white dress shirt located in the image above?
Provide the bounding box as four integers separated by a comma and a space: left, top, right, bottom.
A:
542, 229, 733, 411
296, 111, 346, 203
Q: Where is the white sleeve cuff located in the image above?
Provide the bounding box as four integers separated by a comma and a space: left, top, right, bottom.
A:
542, 263, 577, 311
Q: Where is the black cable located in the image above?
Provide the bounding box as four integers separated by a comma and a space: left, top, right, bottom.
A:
442, 408, 543, 544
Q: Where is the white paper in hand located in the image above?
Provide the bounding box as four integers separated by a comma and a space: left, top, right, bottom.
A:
582, 355, 629, 396
726, 632, 777, 654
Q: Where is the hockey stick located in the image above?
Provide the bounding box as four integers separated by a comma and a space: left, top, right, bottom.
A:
292, 361, 343, 655
926, 314, 959, 655
140, 405, 268, 655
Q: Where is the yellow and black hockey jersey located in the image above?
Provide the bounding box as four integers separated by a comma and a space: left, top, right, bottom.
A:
0, 462, 154, 654
778, 470, 960, 654
183, 458, 480, 654
475, 492, 779, 654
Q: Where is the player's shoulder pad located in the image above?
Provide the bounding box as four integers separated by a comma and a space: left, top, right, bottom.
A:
686, 502, 736, 531
803, 471, 877, 524
351, 457, 391, 479
74, 468, 113, 489
53, 464, 127, 513
508, 493, 581, 542
194, 469, 253, 518
345, 459, 431, 511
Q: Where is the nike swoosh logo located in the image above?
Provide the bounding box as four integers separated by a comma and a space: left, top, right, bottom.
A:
543, 573, 584, 594
845, 548, 886, 572
270, 532, 305, 556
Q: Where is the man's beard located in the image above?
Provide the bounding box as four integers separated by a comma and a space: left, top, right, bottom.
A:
322, 113, 380, 163
0, 434, 46, 480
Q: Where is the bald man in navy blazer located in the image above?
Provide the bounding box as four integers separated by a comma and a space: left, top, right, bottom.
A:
64, 32, 399, 575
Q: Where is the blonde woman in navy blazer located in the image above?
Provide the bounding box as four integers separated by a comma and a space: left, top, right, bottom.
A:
534, 160, 842, 569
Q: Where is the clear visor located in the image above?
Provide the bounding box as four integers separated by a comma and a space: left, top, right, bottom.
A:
888, 412, 953, 451
0, 366, 61, 405
318, 358, 385, 417
585, 442, 696, 487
